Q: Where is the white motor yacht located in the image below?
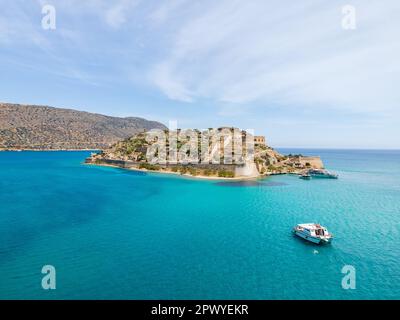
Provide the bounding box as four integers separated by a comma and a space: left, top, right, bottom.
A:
293, 223, 333, 244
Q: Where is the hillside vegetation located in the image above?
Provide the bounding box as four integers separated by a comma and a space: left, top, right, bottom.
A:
0, 103, 166, 150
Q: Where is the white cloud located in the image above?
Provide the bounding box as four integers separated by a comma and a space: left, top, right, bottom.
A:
150, 62, 193, 102
148, 0, 187, 25
105, 0, 140, 28
148, 0, 400, 116
2, 0, 399, 123
36, 0, 140, 29
105, 5, 127, 28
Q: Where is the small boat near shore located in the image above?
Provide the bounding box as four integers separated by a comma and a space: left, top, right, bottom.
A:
293, 223, 333, 244
299, 174, 311, 180
308, 169, 338, 179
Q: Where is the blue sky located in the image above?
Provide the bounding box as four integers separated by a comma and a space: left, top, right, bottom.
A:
0, 0, 399, 148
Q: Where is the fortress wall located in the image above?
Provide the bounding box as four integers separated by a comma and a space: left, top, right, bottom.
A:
87, 158, 237, 172
235, 162, 259, 177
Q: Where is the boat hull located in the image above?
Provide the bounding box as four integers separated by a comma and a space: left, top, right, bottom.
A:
293, 230, 332, 244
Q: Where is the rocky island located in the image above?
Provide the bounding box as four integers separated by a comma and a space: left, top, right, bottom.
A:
86, 128, 324, 179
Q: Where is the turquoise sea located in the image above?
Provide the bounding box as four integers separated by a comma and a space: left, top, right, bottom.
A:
0, 150, 399, 299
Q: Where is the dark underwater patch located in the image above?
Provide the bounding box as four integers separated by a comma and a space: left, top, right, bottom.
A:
215, 180, 287, 187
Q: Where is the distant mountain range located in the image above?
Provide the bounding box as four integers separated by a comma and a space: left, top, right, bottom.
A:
0, 103, 166, 150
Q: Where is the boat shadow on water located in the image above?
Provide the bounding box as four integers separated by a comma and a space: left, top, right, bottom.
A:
291, 233, 332, 247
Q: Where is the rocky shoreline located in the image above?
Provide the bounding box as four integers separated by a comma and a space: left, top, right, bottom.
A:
85, 156, 321, 180
86, 142, 324, 180
85, 159, 261, 180
85, 157, 244, 179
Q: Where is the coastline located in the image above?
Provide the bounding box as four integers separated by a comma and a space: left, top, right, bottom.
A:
85, 162, 264, 181
0, 148, 98, 152
0, 149, 271, 180
1, 149, 317, 181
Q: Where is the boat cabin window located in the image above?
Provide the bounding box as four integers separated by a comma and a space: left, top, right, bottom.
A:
315, 229, 325, 236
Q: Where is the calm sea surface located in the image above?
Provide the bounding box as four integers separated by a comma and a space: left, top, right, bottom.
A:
0, 149, 399, 299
